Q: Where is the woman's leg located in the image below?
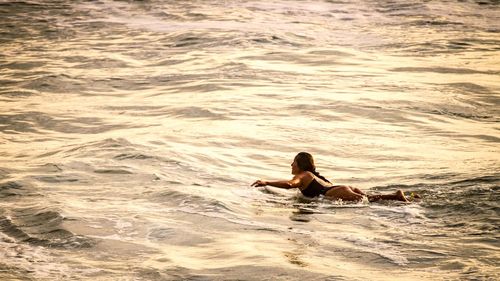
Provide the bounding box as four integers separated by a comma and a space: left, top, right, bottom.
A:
350, 187, 366, 196
325, 186, 364, 201
367, 190, 409, 202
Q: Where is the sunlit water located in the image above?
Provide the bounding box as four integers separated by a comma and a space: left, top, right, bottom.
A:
0, 0, 499, 280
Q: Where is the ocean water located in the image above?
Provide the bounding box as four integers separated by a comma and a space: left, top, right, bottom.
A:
0, 0, 499, 280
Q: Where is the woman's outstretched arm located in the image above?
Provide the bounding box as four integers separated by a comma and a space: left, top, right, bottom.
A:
251, 175, 302, 189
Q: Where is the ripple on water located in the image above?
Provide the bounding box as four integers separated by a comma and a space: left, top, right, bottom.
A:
0, 206, 95, 249
390, 66, 499, 75
0, 112, 133, 135
146, 226, 213, 246
0, 181, 38, 198
133, 265, 326, 281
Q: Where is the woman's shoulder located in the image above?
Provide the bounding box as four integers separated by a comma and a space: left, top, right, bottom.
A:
294, 171, 315, 190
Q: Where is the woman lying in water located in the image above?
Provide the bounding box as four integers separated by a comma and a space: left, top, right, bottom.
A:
252, 152, 415, 202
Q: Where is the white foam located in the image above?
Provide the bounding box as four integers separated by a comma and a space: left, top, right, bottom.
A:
115, 220, 133, 230
0, 233, 71, 279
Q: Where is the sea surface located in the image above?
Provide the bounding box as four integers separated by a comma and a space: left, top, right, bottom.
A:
0, 0, 499, 280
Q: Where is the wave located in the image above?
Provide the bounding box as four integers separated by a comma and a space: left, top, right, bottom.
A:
0, 181, 39, 198
390, 66, 499, 75
372, 175, 499, 234
0, 111, 132, 135
0, 207, 94, 249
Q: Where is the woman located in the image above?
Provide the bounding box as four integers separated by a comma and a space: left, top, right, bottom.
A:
251, 152, 411, 202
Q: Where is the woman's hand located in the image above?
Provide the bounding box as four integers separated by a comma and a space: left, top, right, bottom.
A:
251, 180, 267, 187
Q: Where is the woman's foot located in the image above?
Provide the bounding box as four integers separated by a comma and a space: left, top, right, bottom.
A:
395, 190, 409, 202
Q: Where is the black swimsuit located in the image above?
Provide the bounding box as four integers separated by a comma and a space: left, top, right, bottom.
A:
300, 178, 338, 198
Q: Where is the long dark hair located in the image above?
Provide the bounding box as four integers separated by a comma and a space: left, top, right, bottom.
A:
294, 152, 331, 183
